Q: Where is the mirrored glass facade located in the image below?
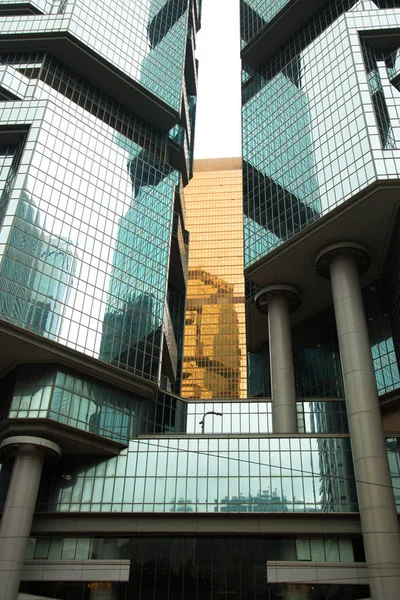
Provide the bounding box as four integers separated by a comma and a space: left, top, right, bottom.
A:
0, 55, 172, 383
0, 0, 199, 402
1, 1, 400, 598
25, 533, 365, 564
8, 364, 137, 443
0, 0, 192, 113
249, 280, 400, 399
186, 400, 349, 434
0, 0, 197, 388
31, 436, 359, 513
182, 158, 247, 399
0, 363, 190, 440
242, 0, 400, 267
241, 2, 400, 596
241, 1, 290, 42
0, 436, 397, 515
0, 57, 167, 377
20, 564, 371, 600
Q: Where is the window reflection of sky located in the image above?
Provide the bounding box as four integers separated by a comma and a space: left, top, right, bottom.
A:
36, 435, 359, 513
0, 67, 177, 380
243, 4, 400, 266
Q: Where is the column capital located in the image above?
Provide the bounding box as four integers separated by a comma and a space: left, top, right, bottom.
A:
315, 242, 370, 279
254, 284, 301, 315
0, 435, 61, 462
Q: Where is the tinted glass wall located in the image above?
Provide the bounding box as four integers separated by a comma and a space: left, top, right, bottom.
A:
20, 536, 370, 599
30, 436, 359, 513
0, 52, 179, 384
0, 364, 188, 443
248, 280, 400, 398
242, 1, 400, 267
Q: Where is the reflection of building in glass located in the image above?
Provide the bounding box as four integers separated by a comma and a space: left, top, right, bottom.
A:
243, 55, 321, 266
99, 151, 177, 383
183, 269, 242, 398
0, 1, 200, 596
28, 231, 76, 339
243, 2, 400, 599
2, 2, 400, 600
183, 158, 247, 399
317, 437, 358, 514
5, 364, 136, 444
217, 489, 289, 513
98, 0, 191, 387
0, 190, 77, 340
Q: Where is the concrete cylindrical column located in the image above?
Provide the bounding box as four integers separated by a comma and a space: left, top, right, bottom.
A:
0, 436, 61, 600
255, 285, 300, 433
316, 242, 400, 600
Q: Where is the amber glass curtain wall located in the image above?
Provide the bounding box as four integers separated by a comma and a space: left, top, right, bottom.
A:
182, 158, 247, 399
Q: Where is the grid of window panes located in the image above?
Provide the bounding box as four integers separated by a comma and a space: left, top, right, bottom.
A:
248, 320, 343, 399
186, 400, 349, 434
182, 159, 247, 399
384, 212, 400, 392
293, 323, 344, 400
294, 321, 344, 399
1, 363, 189, 439
7, 364, 138, 443
0, 52, 179, 383
248, 285, 400, 399
366, 293, 400, 395
0, 141, 24, 225
26, 536, 130, 560
19, 580, 372, 600
168, 287, 187, 395
374, 0, 400, 7
386, 437, 400, 509
241, 0, 400, 48
186, 401, 272, 434
26, 534, 364, 563
0, 0, 195, 112
35, 436, 358, 513
241, 1, 400, 52
242, 0, 400, 268
138, 391, 188, 434
241, 0, 290, 42
3, 438, 400, 514
247, 344, 271, 397
297, 400, 349, 434
1, 361, 352, 437
0, 0, 54, 12
363, 42, 397, 149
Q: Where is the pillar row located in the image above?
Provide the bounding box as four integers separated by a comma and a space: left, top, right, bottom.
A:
0, 436, 61, 600
316, 242, 400, 600
255, 285, 300, 433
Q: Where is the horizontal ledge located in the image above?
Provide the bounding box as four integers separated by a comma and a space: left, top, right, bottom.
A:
0, 319, 157, 397
0, 30, 178, 131
0, 418, 127, 456
241, 0, 325, 69
29, 512, 365, 536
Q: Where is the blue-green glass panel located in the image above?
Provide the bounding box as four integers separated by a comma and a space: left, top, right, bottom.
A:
36, 436, 358, 513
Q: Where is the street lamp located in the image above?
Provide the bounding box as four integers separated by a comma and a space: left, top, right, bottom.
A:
199, 411, 222, 434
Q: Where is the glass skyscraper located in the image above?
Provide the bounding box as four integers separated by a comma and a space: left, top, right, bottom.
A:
0, 1, 200, 598
182, 158, 247, 400
0, 1, 400, 600
242, 1, 400, 599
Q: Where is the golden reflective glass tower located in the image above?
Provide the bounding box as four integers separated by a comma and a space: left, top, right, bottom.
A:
182, 158, 247, 399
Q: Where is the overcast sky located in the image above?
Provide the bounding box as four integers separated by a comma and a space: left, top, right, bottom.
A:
194, 0, 242, 159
